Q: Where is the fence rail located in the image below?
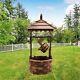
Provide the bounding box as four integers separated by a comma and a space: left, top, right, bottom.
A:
0, 43, 72, 52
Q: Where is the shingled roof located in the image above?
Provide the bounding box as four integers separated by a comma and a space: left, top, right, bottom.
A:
28, 14, 55, 31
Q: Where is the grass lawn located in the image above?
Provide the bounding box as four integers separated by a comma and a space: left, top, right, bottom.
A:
0, 46, 80, 80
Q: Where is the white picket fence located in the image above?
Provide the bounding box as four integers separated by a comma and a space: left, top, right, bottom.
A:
0, 43, 71, 52
0, 44, 27, 52
52, 43, 71, 46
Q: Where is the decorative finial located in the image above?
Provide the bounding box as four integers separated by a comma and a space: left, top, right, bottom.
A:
40, 14, 43, 20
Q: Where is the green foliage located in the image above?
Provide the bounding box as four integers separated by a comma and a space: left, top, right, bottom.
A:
13, 2, 30, 44
16, 3, 28, 19
53, 28, 63, 43
0, 1, 15, 44
14, 18, 30, 43
73, 4, 79, 27
64, 4, 80, 44
0, 20, 15, 44
53, 28, 76, 43
63, 29, 75, 43
1, 0, 15, 17
0, 1, 30, 45
64, 14, 72, 29
0, 2, 8, 20
73, 4, 80, 44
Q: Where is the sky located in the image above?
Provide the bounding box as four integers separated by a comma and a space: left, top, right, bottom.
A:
16, 0, 80, 27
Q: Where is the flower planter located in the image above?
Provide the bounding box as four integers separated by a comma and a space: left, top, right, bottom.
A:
29, 56, 52, 74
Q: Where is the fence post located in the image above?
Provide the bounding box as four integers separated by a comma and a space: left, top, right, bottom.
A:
12, 44, 13, 51
22, 43, 24, 49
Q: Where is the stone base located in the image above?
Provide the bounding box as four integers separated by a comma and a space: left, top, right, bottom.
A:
29, 56, 52, 74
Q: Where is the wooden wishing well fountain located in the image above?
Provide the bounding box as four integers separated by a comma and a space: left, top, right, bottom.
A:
28, 14, 55, 74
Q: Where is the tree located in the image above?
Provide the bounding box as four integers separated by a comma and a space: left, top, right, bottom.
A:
0, 2, 16, 45
64, 13, 72, 29
0, 20, 15, 45
16, 3, 28, 19
0, 0, 15, 18
0, 2, 8, 20
13, 3, 30, 44
64, 4, 80, 45
63, 29, 75, 43
53, 27, 63, 43
78, 23, 80, 40
73, 4, 80, 45
0, 1, 30, 45
14, 18, 30, 43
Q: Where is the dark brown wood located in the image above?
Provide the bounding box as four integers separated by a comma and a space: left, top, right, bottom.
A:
29, 56, 52, 74
40, 14, 43, 20
32, 35, 51, 38
30, 32, 32, 58
28, 29, 53, 31
49, 37, 52, 58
